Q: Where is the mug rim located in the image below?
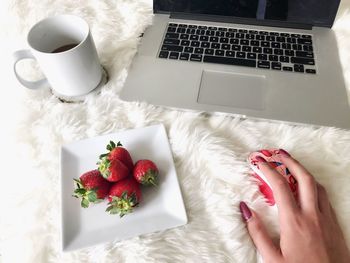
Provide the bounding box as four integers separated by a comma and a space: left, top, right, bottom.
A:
27, 14, 90, 54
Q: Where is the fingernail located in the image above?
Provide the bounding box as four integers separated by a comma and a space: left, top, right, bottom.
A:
256, 156, 267, 163
239, 201, 252, 221
279, 149, 291, 157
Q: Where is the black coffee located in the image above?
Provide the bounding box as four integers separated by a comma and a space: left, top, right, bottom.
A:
51, 43, 78, 53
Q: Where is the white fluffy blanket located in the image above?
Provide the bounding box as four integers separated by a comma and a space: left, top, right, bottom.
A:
1, 0, 350, 262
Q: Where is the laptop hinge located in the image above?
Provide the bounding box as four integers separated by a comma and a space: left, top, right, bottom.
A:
169, 12, 313, 30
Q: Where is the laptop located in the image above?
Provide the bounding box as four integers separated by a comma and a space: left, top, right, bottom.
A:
120, 0, 350, 129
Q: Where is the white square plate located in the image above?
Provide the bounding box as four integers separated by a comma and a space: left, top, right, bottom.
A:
60, 124, 187, 251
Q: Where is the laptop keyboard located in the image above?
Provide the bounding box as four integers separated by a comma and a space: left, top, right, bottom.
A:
158, 23, 317, 74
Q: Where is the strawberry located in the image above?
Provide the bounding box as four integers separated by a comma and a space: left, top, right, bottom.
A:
73, 170, 111, 208
133, 159, 159, 186
97, 157, 129, 182
106, 177, 142, 217
99, 141, 134, 172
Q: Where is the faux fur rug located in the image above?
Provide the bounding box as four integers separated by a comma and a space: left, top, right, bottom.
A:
1, 0, 350, 262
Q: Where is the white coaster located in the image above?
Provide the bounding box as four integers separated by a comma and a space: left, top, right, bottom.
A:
53, 66, 109, 103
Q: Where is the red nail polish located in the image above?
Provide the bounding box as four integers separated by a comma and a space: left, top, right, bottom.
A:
279, 149, 291, 157
256, 156, 267, 163
239, 201, 252, 221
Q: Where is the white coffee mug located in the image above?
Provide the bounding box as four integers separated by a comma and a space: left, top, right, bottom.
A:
13, 15, 103, 97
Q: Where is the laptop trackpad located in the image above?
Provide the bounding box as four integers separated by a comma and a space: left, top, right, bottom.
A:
197, 70, 266, 110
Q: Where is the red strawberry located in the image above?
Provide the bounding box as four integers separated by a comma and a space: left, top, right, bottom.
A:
97, 157, 129, 182
106, 177, 142, 217
133, 159, 159, 186
99, 141, 134, 172
73, 170, 111, 208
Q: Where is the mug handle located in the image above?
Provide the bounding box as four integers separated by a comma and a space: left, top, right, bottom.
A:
13, 49, 49, 90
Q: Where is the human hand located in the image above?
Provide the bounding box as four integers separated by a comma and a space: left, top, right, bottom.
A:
240, 149, 350, 263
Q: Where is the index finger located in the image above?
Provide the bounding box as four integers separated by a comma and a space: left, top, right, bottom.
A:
256, 156, 299, 217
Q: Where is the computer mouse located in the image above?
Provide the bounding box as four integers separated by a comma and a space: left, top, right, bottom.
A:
247, 149, 298, 205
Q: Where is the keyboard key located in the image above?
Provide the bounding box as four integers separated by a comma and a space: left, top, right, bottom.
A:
306, 69, 316, 74
158, 51, 169, 58
240, 39, 249, 45
247, 53, 256, 59
292, 44, 302, 50
216, 31, 225, 37
194, 48, 204, 54
180, 53, 190, 60
238, 29, 248, 33
206, 30, 215, 36
259, 31, 269, 35
251, 40, 260, 46
285, 50, 294, 56
271, 42, 280, 49
167, 27, 176, 33
246, 34, 255, 39
291, 57, 315, 65
253, 47, 262, 53
268, 55, 278, 61
272, 62, 282, 70
294, 64, 304, 72
283, 66, 293, 71
197, 29, 206, 35
242, 46, 251, 52
258, 61, 270, 69
162, 45, 183, 52
220, 37, 229, 43
256, 35, 265, 41
226, 51, 235, 57
263, 48, 273, 54
208, 26, 217, 30
280, 56, 290, 63
184, 47, 194, 53
276, 36, 286, 42
190, 41, 200, 47
164, 39, 180, 45
218, 27, 227, 31
231, 45, 241, 51
230, 38, 239, 44
203, 55, 256, 67
270, 32, 279, 36
169, 23, 178, 27
226, 32, 235, 38
211, 43, 220, 49
186, 28, 196, 34
177, 28, 186, 33
291, 34, 301, 38
261, 41, 270, 47
236, 52, 246, 58
236, 33, 245, 38
188, 25, 197, 29
302, 35, 312, 39
210, 36, 219, 42
297, 38, 312, 45
258, 54, 268, 60
205, 49, 214, 55
200, 36, 209, 41
295, 51, 314, 58
190, 54, 203, 62
228, 28, 237, 32
169, 52, 179, 59
249, 30, 259, 34
286, 37, 296, 43
222, 44, 231, 50
266, 36, 275, 42
282, 43, 291, 49
274, 49, 283, 55
181, 40, 190, 46
215, 50, 225, 56
179, 24, 187, 28
198, 26, 207, 30
180, 34, 189, 40
201, 42, 210, 48
189, 35, 199, 41
281, 33, 290, 37
165, 33, 179, 39
303, 45, 313, 51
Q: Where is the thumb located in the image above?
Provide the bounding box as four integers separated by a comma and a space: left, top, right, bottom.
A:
239, 202, 281, 262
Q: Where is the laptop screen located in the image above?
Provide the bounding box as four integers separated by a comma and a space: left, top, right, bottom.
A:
154, 0, 340, 28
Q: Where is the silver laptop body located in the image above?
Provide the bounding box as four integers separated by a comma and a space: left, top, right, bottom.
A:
120, 0, 350, 129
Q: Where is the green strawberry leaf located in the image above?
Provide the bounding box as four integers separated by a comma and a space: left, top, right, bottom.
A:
99, 153, 108, 159
117, 141, 122, 147
87, 191, 97, 202
110, 141, 116, 148
81, 198, 89, 208
74, 188, 87, 195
